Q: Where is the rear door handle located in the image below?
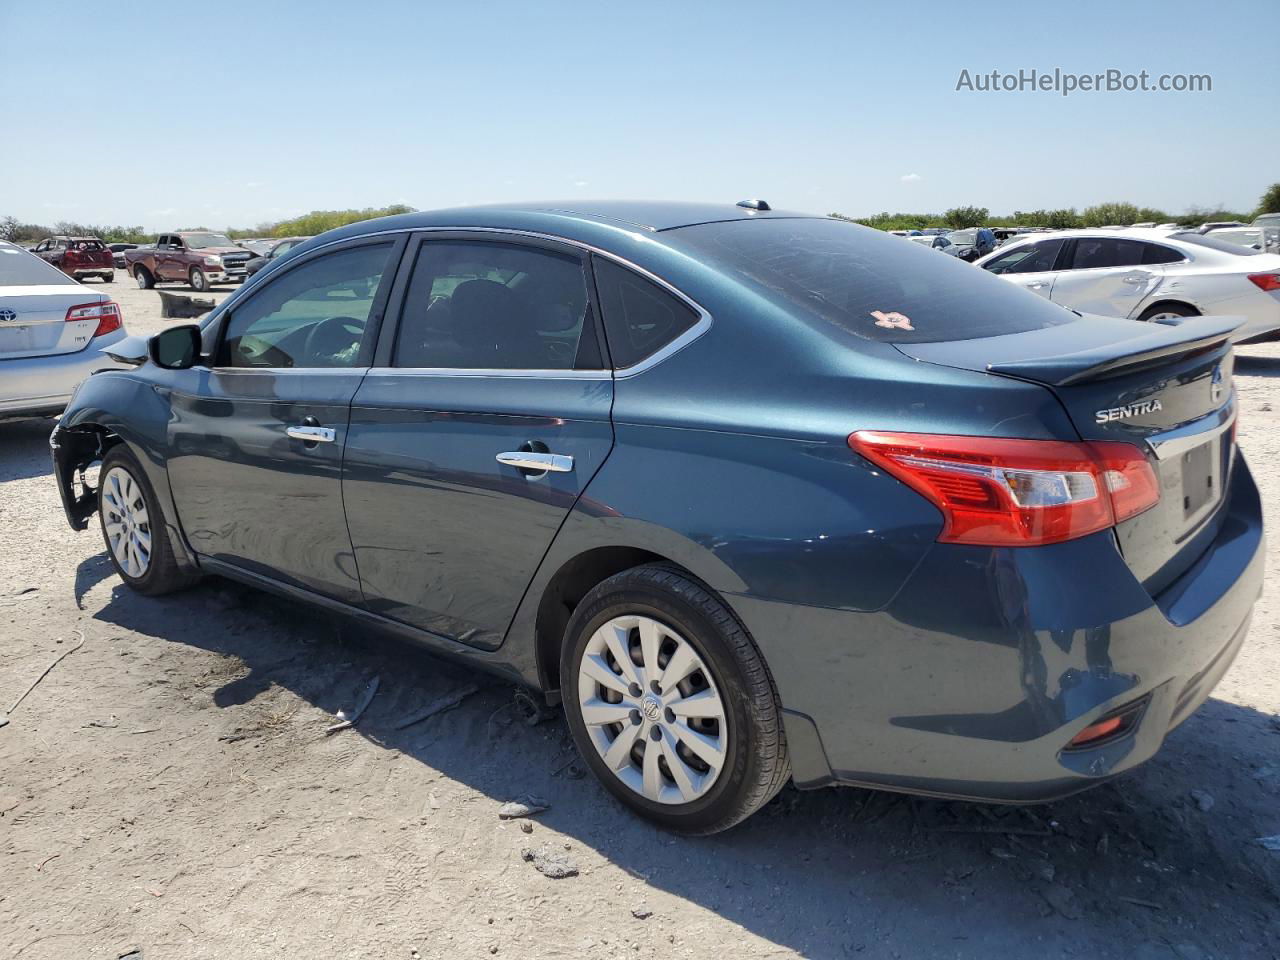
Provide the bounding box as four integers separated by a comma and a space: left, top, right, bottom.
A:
496, 451, 574, 473
287, 425, 336, 443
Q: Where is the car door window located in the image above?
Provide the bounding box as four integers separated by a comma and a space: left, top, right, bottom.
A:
981, 239, 1065, 274
219, 242, 394, 368
393, 240, 591, 370
1068, 237, 1146, 270
593, 257, 700, 368
1141, 243, 1184, 265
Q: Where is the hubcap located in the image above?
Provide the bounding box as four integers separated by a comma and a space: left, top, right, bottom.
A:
136, 272, 146, 288
1146, 312, 1183, 321
577, 615, 728, 805
102, 466, 152, 578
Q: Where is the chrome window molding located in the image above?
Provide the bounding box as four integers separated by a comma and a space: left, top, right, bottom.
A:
203, 224, 715, 378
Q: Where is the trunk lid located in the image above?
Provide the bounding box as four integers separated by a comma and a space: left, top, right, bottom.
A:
897, 312, 1241, 594
63, 240, 113, 270
0, 286, 108, 359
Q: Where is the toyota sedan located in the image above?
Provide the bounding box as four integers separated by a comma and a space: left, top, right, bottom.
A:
51, 202, 1264, 833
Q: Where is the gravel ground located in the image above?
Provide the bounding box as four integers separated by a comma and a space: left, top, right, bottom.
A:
2, 283, 1279, 959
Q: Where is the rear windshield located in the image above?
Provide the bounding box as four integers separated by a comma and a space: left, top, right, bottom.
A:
0, 243, 77, 285
1168, 231, 1264, 256
666, 218, 1074, 344
69, 239, 105, 251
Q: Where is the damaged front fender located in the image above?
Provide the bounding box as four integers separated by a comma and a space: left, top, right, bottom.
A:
50, 423, 108, 531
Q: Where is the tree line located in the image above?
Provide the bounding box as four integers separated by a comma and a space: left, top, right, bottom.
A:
0, 204, 417, 245
3, 185, 1278, 244
836, 183, 1280, 232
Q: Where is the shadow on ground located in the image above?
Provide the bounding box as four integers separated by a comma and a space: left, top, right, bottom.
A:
88, 572, 1280, 960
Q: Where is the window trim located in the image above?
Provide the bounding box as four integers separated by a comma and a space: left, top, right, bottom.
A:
1059, 235, 1187, 273
370, 228, 712, 377
208, 233, 406, 372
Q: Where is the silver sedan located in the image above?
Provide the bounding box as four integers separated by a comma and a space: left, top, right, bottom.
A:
0, 240, 128, 420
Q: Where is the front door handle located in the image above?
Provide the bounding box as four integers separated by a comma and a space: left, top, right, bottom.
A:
1122, 274, 1150, 284
496, 451, 573, 473
287, 425, 336, 443
1024, 280, 1047, 289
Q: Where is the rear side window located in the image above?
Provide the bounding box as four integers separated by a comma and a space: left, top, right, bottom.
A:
1068, 237, 1147, 269
1141, 243, 1184, 264
394, 240, 591, 370
0, 243, 76, 285
665, 218, 1073, 344
592, 257, 699, 367
982, 239, 1064, 274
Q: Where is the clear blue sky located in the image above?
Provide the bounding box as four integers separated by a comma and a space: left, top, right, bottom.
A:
1, 0, 1272, 231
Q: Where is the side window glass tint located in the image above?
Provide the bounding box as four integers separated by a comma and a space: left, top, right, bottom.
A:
983, 239, 1064, 275
1142, 243, 1183, 265
220, 242, 393, 368
394, 241, 588, 370
593, 257, 699, 368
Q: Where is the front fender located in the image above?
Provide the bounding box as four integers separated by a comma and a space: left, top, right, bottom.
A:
52, 371, 198, 571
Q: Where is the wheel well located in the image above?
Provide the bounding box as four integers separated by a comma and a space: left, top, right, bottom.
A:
1137, 299, 1198, 319
54, 424, 122, 528
534, 546, 675, 698
133, 264, 150, 277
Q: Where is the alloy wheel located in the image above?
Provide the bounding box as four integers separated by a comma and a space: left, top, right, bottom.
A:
576, 614, 728, 805
102, 466, 152, 578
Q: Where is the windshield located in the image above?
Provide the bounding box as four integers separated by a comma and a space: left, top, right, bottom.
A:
666, 217, 1075, 344
1168, 231, 1264, 256
0, 242, 77, 286
183, 233, 237, 249
948, 230, 976, 244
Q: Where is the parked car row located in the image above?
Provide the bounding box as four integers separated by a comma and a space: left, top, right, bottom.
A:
31, 236, 115, 283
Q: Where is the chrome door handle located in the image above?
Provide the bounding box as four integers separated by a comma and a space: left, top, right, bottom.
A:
1024, 281, 1046, 289
496, 451, 574, 473
286, 425, 336, 443
1122, 275, 1149, 284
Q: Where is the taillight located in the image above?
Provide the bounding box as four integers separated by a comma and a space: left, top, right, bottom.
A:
1248, 272, 1280, 292
848, 432, 1160, 547
65, 300, 123, 337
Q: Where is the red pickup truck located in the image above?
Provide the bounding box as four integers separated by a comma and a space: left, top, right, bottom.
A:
32, 236, 115, 283
124, 231, 253, 292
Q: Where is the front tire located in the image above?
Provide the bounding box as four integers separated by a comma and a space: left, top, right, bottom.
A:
189, 267, 208, 292
561, 564, 789, 834
98, 446, 196, 596
134, 267, 154, 289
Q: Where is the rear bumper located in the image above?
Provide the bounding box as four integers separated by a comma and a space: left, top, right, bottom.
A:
70, 267, 113, 278
0, 330, 128, 419
734, 452, 1265, 802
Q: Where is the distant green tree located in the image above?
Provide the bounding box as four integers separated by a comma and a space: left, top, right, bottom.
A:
1134, 207, 1168, 223
1257, 183, 1280, 216
944, 206, 988, 228
0, 216, 17, 241
1044, 209, 1081, 228
1081, 202, 1142, 227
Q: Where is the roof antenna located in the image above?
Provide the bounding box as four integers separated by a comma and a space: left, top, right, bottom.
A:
736, 199, 771, 211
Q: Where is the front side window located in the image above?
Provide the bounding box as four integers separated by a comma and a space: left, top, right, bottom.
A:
394, 240, 590, 370
982, 239, 1065, 274
592, 257, 699, 368
220, 242, 393, 368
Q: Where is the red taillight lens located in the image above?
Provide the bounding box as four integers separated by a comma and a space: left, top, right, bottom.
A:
1248, 272, 1280, 292
848, 432, 1160, 547
65, 300, 123, 337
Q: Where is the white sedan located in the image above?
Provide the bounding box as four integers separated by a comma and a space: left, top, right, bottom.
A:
974, 228, 1280, 343
0, 240, 128, 420
908, 234, 961, 256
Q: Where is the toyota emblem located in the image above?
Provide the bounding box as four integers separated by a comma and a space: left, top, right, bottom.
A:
0, 309, 16, 323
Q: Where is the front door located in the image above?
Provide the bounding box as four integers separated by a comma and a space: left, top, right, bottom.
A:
977, 237, 1066, 299
342, 234, 615, 648
166, 236, 403, 602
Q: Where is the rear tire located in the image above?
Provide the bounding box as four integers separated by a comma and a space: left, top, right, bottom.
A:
98, 446, 197, 596
561, 564, 789, 835
189, 268, 207, 293
134, 267, 154, 289
102, 272, 114, 283
1138, 302, 1198, 322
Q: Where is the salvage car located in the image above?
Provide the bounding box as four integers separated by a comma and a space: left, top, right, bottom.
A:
976, 228, 1280, 342
51, 202, 1263, 834
1, 240, 126, 419
125, 232, 253, 291
244, 235, 312, 277
33, 236, 115, 283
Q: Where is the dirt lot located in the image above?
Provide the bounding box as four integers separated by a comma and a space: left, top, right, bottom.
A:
2, 280, 1279, 959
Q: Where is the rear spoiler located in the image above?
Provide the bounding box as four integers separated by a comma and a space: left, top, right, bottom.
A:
984, 315, 1242, 387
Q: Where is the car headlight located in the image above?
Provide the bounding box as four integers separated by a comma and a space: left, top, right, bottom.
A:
203, 255, 222, 266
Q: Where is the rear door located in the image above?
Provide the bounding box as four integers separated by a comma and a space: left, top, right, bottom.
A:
1047, 237, 1166, 317
166, 235, 404, 602
978, 238, 1066, 299
342, 232, 614, 648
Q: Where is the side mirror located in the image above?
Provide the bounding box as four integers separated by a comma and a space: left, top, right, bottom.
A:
149, 325, 203, 370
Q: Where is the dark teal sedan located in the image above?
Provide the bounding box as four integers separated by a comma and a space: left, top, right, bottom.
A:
52, 201, 1263, 833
